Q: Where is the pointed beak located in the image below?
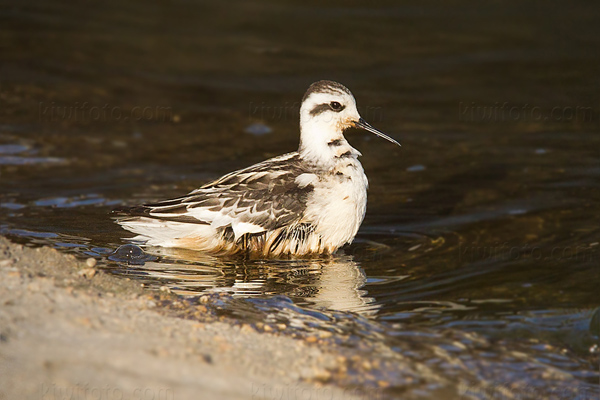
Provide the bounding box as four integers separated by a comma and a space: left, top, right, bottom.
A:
353, 118, 401, 147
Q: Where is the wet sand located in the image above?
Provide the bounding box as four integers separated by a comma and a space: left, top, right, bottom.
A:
1, 237, 596, 400
0, 236, 381, 400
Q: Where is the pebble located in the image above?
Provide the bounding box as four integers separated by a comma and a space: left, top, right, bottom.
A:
313, 369, 331, 381
85, 258, 97, 268
155, 347, 170, 358
78, 268, 96, 279
196, 305, 207, 313
201, 353, 213, 364
7, 269, 21, 278
199, 295, 210, 304
362, 360, 372, 370
305, 336, 318, 343
0, 259, 14, 267
75, 317, 93, 328
245, 123, 272, 136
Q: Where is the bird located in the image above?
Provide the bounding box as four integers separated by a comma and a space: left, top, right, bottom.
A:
114, 80, 400, 257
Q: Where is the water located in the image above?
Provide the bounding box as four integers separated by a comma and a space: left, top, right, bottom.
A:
1, 0, 599, 397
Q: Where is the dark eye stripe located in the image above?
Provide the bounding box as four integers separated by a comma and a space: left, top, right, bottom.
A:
309, 103, 331, 116
309, 102, 345, 116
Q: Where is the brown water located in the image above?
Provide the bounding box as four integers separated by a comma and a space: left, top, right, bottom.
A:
1, 0, 599, 398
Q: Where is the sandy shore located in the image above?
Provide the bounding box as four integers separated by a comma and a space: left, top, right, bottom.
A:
0, 237, 384, 400
2, 236, 594, 400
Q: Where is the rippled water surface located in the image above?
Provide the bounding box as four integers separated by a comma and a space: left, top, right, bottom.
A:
1, 0, 599, 397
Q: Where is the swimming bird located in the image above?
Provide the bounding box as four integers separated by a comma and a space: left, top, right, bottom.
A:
114, 80, 400, 257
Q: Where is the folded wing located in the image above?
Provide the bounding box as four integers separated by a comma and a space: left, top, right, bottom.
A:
115, 152, 317, 242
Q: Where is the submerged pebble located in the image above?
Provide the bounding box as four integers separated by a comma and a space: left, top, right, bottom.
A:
0, 144, 29, 155
245, 123, 272, 136
108, 244, 157, 265
78, 268, 96, 279
406, 164, 426, 172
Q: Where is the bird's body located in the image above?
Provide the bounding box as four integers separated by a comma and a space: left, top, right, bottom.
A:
115, 80, 400, 257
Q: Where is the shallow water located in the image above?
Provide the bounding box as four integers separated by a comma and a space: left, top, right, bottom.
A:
1, 0, 599, 397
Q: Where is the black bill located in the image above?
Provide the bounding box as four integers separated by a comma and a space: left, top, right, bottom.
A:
353, 118, 401, 146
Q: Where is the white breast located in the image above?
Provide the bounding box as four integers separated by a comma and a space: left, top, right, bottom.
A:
303, 155, 368, 251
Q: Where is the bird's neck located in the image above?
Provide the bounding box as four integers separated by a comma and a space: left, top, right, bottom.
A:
298, 122, 360, 169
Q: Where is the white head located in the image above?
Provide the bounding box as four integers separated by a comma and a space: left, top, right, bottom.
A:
298, 80, 399, 165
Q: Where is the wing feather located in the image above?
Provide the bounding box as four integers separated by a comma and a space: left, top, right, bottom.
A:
116, 152, 315, 238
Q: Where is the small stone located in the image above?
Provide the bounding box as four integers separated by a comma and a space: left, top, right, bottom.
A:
159, 286, 171, 293
155, 347, 169, 357
377, 380, 390, 388
78, 268, 96, 279
263, 325, 273, 332
319, 331, 332, 339
75, 317, 92, 328
199, 295, 209, 304
362, 360, 372, 370
201, 354, 212, 364
85, 258, 97, 268
0, 259, 14, 267
7, 270, 20, 278
276, 323, 287, 330
314, 369, 331, 381
196, 305, 207, 313
245, 123, 272, 136
305, 336, 318, 343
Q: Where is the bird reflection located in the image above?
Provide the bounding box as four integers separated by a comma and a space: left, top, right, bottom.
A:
112, 245, 378, 315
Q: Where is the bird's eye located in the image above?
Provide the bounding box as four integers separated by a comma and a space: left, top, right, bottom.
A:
329, 101, 343, 111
